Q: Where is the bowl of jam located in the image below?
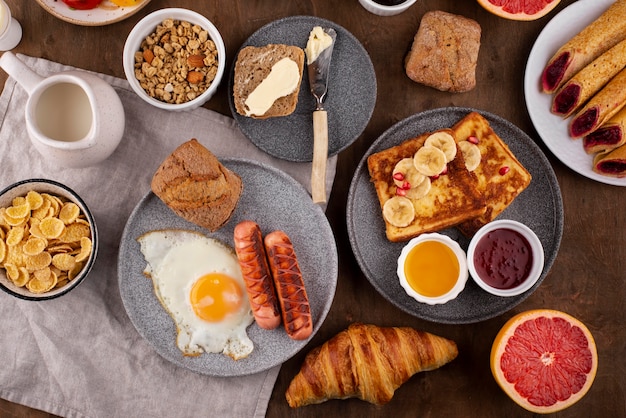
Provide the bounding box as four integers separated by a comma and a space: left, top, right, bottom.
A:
467, 219, 544, 297
358, 0, 417, 16
397, 233, 468, 305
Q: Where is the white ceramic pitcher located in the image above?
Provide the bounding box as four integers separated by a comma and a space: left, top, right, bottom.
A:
0, 52, 125, 168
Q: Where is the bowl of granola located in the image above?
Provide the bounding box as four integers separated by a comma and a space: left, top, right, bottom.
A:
123, 8, 226, 111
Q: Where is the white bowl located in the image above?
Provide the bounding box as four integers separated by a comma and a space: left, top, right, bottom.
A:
467, 219, 544, 297
0, 179, 98, 301
397, 233, 468, 305
123, 8, 226, 111
358, 0, 417, 16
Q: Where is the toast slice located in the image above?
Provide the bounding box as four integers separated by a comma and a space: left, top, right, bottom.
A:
367, 129, 487, 242
233, 44, 305, 119
452, 112, 532, 236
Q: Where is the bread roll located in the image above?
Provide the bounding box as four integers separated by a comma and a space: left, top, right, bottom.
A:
151, 139, 242, 231
405, 11, 481, 93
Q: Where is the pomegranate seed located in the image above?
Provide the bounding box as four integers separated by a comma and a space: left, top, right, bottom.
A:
402, 181, 411, 189
396, 187, 407, 196
430, 174, 439, 180
393, 172, 405, 181
499, 166, 510, 175
468, 136, 479, 144
441, 165, 448, 175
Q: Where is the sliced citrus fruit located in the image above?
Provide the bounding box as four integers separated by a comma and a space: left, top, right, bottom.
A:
491, 309, 597, 413
477, 0, 561, 21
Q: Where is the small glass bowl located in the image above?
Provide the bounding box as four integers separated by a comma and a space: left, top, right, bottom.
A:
0, 179, 98, 301
123, 8, 226, 112
467, 219, 544, 297
397, 232, 468, 305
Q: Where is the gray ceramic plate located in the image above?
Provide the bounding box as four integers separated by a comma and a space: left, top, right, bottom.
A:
228, 16, 376, 162
347, 107, 564, 324
118, 159, 338, 376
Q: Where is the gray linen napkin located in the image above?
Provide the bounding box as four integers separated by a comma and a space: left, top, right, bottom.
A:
0, 54, 337, 418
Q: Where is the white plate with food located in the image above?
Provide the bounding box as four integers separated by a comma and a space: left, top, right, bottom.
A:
347, 107, 563, 324
35, 0, 150, 26
228, 15, 376, 162
524, 0, 626, 186
118, 158, 338, 376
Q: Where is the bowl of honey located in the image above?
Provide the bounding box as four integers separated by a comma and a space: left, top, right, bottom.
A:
467, 219, 544, 297
397, 233, 468, 305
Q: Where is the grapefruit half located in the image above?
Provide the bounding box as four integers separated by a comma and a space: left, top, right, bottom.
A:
477, 0, 562, 21
490, 309, 598, 414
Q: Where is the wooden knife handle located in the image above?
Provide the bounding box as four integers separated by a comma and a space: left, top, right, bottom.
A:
311, 109, 328, 204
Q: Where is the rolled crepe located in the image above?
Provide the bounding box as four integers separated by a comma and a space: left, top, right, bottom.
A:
541, 0, 626, 93
552, 38, 626, 117
583, 106, 626, 154
593, 142, 626, 178
569, 67, 626, 138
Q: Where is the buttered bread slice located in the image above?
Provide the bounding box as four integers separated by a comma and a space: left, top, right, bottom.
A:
452, 112, 532, 236
233, 44, 305, 119
368, 129, 486, 243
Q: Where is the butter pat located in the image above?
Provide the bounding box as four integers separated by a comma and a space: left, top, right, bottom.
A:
244, 57, 300, 117
305, 26, 333, 65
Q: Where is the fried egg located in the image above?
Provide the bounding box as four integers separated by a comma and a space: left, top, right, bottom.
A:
137, 229, 254, 360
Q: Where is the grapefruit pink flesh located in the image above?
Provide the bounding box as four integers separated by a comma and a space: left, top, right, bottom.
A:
491, 310, 598, 414
478, 0, 562, 21
500, 316, 594, 407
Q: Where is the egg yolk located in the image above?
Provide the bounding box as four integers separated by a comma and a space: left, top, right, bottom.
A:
190, 273, 243, 322
404, 241, 459, 297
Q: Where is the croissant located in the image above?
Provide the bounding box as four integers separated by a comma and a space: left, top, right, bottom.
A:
285, 323, 458, 407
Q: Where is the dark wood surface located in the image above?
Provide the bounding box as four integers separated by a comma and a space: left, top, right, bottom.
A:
1, 1, 624, 417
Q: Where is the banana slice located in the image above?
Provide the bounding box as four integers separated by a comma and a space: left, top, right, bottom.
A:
392, 158, 425, 190
382, 196, 415, 227
405, 176, 431, 199
458, 140, 481, 171
424, 132, 457, 162
413, 145, 447, 177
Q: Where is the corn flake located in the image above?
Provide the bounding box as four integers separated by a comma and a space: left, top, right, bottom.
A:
59, 203, 80, 225
26, 267, 57, 293
6, 202, 30, 220
25, 251, 52, 272
3, 211, 26, 227
23, 236, 47, 256
26, 191, 44, 211
52, 253, 76, 271
14, 266, 30, 287
31, 199, 52, 220
4, 263, 18, 282
39, 217, 65, 239
58, 223, 90, 243
0, 239, 6, 263
75, 237, 92, 263
6, 226, 25, 246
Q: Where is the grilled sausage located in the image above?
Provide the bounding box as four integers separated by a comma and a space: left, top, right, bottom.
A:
233, 221, 281, 330
264, 230, 312, 340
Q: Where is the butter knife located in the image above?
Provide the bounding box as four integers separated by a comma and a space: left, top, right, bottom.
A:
306, 27, 336, 204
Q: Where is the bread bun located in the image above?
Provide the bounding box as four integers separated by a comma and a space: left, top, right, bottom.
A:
151, 139, 242, 231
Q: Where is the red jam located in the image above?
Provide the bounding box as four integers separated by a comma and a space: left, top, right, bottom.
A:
473, 228, 533, 289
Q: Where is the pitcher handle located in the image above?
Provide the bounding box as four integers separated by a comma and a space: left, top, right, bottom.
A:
0, 51, 43, 94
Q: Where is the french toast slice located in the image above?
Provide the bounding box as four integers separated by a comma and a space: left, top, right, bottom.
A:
367, 129, 487, 243
452, 112, 532, 236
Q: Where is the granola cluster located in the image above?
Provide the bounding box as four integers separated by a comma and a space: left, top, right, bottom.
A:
134, 18, 219, 105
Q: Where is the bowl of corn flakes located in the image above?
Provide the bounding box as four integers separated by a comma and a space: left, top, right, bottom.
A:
122, 8, 226, 111
0, 179, 98, 300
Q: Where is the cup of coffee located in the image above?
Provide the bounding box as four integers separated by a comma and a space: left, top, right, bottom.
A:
358, 0, 417, 16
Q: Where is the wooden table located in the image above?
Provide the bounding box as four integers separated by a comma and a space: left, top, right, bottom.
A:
1, 1, 624, 417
